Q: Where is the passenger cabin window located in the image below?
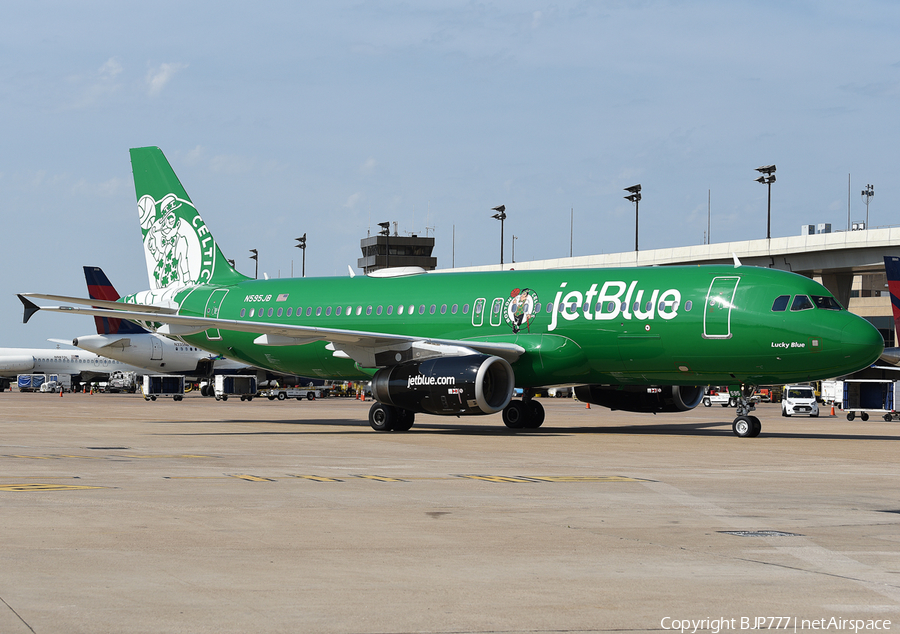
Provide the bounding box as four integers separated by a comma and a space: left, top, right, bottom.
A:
772, 295, 790, 312
472, 298, 486, 327
790, 295, 813, 311
812, 295, 842, 310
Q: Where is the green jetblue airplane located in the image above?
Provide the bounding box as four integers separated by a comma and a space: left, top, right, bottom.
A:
20, 147, 883, 437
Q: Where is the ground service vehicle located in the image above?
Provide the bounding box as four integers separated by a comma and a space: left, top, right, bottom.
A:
702, 387, 736, 407
20, 147, 885, 438
264, 386, 326, 401
143, 374, 185, 401
214, 375, 258, 401
781, 385, 819, 417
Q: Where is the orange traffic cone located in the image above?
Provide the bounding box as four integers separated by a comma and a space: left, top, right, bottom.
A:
586, 402, 591, 409
830, 404, 835, 416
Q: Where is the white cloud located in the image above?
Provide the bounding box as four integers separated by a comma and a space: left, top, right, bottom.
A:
209, 153, 254, 174
99, 57, 123, 78
360, 157, 377, 175
146, 62, 187, 96
345, 192, 363, 209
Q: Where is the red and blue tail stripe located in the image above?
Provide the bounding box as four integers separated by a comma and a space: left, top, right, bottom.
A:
83, 266, 148, 335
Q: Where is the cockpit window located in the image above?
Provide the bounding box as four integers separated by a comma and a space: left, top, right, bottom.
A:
812, 295, 842, 310
790, 295, 814, 311
772, 295, 790, 312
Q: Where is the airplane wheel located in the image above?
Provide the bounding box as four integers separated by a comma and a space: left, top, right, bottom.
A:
748, 416, 761, 437
861, 412, 869, 421
502, 400, 527, 429
369, 402, 396, 431
703, 397, 711, 407
732, 416, 753, 438
847, 412, 855, 421
524, 400, 545, 428
392, 409, 415, 432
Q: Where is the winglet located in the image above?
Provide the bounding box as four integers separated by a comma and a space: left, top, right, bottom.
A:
732, 252, 742, 268
348, 265, 356, 278
18, 294, 40, 324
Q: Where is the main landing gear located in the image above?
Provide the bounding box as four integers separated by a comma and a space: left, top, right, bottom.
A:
731, 386, 761, 438
368, 402, 416, 432
502, 390, 545, 429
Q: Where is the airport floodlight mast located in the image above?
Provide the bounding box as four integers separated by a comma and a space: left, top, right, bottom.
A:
491, 205, 506, 266
512, 235, 518, 264
754, 165, 776, 239
623, 184, 641, 252
249, 248, 258, 279
294, 234, 307, 277
378, 222, 390, 268
861, 184, 874, 229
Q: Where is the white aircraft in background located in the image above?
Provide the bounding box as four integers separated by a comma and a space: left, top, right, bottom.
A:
0, 345, 148, 390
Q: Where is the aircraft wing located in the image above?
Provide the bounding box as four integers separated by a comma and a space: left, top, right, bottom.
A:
19, 294, 525, 367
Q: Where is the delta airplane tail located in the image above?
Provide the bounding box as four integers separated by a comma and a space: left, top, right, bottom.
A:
130, 146, 250, 292
883, 256, 900, 334
83, 266, 148, 336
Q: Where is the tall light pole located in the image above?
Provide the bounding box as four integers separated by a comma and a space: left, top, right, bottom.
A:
491, 205, 506, 266
249, 248, 258, 279
512, 235, 518, 263
294, 234, 306, 277
378, 221, 390, 269
755, 165, 776, 239
624, 185, 641, 252
861, 184, 874, 229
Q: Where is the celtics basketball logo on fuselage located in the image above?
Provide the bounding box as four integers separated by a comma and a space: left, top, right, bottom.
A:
138, 194, 216, 290
504, 287, 539, 334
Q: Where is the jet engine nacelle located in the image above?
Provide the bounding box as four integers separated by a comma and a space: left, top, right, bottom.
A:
372, 355, 515, 416
574, 384, 704, 413
0, 355, 35, 373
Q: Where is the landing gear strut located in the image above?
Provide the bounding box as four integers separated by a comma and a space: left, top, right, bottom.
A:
731, 386, 761, 438
502, 389, 545, 429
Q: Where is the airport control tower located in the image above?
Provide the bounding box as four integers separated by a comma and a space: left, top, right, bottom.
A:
358, 224, 436, 273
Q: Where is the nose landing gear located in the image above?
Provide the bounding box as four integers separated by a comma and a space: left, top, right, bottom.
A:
731, 386, 761, 438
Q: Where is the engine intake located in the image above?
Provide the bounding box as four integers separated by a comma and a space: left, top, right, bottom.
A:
574, 384, 704, 413
372, 355, 515, 416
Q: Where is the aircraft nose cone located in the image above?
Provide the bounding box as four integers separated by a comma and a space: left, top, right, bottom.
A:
841, 319, 884, 368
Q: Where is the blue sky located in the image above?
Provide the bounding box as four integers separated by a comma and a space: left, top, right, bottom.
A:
2, 1, 899, 348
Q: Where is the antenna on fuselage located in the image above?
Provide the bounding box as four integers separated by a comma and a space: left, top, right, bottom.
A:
732, 252, 743, 268
348, 265, 356, 278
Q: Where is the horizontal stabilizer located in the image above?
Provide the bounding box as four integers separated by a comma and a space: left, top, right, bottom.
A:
19, 292, 178, 314
18, 295, 40, 324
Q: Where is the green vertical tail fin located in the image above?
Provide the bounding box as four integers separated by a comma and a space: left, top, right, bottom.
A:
130, 146, 249, 291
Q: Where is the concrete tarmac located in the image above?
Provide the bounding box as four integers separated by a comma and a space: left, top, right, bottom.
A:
0, 392, 898, 633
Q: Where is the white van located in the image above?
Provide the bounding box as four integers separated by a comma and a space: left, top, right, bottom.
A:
781, 385, 819, 417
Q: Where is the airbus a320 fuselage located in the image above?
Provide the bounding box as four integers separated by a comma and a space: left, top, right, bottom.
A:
20, 147, 884, 437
